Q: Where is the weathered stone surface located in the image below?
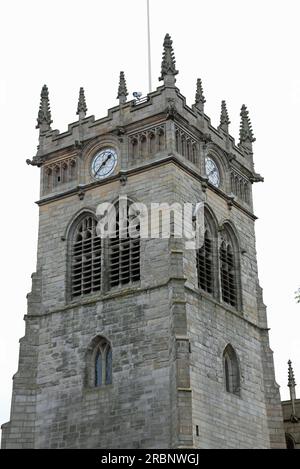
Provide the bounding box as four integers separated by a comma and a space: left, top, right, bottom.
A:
2, 50, 285, 448
282, 399, 300, 449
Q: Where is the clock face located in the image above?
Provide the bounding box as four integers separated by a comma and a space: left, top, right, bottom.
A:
205, 157, 220, 188
91, 149, 117, 180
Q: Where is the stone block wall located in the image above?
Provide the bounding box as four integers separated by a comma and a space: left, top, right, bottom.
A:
2, 80, 286, 448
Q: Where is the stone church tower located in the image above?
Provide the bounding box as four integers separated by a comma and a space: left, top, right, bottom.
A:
1, 34, 286, 449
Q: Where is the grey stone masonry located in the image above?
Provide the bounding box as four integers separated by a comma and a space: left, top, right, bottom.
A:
282, 399, 300, 449
2, 34, 285, 448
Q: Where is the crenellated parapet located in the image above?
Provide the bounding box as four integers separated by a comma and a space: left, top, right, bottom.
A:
28, 33, 262, 212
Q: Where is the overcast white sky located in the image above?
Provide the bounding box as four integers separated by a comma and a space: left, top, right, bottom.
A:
0, 0, 299, 429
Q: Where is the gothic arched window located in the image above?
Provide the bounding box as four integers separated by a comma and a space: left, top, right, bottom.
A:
109, 201, 140, 288
71, 215, 102, 298
220, 229, 238, 308
197, 228, 213, 294
93, 339, 112, 387
223, 344, 240, 395
196, 210, 217, 296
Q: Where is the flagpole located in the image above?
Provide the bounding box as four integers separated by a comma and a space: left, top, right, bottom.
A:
147, 0, 152, 93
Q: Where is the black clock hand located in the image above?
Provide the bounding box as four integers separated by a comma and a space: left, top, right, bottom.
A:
100, 155, 113, 173
95, 163, 104, 176
95, 154, 112, 176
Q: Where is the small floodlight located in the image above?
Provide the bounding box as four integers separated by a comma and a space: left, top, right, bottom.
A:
133, 91, 142, 100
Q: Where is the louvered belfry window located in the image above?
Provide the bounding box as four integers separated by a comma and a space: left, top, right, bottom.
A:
109, 203, 140, 288
72, 216, 102, 297
220, 237, 237, 307
196, 228, 213, 294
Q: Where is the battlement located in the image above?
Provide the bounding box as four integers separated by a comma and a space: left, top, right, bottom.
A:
28, 35, 260, 175
27, 34, 263, 212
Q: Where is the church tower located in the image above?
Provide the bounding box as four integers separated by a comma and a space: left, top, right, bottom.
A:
1, 34, 286, 449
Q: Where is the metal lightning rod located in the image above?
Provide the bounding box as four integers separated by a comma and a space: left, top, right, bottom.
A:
147, 0, 152, 93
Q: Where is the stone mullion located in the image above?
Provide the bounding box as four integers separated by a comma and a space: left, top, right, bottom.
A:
146, 131, 150, 158
165, 121, 175, 154
175, 130, 179, 153
155, 128, 160, 154
186, 138, 191, 162
59, 162, 62, 185
161, 127, 166, 151
66, 158, 71, 182
192, 143, 196, 164
178, 131, 182, 155
137, 135, 142, 159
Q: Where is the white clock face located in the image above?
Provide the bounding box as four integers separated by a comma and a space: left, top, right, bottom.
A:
205, 157, 220, 188
91, 149, 117, 180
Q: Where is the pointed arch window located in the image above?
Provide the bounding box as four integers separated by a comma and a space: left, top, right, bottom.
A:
109, 201, 140, 288
94, 340, 112, 387
223, 345, 240, 395
71, 215, 102, 298
220, 232, 237, 307
196, 226, 213, 294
